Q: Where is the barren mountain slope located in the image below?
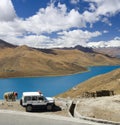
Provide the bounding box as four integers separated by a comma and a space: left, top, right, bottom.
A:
58, 68, 120, 98
0, 45, 120, 78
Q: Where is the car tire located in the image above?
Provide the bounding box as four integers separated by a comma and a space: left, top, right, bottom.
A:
46, 104, 52, 111
26, 105, 33, 112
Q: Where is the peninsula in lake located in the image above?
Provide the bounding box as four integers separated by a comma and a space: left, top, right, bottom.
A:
0, 39, 120, 78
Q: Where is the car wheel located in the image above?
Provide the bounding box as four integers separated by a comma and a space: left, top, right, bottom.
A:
46, 104, 52, 111
26, 105, 33, 112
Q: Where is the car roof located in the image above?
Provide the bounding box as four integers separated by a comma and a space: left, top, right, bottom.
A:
23, 92, 43, 96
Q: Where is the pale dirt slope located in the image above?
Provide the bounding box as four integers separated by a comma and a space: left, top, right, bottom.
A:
76, 95, 120, 122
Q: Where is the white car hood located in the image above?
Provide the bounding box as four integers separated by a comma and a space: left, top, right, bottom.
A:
46, 97, 54, 103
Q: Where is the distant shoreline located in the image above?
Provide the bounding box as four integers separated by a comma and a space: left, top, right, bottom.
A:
0, 64, 119, 79
0, 68, 88, 79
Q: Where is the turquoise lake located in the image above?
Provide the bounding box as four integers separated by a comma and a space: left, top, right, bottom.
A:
0, 65, 120, 99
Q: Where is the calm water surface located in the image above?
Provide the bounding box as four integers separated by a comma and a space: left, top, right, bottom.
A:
0, 65, 120, 99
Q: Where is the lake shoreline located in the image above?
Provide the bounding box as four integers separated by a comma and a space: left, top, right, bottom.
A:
0, 68, 88, 79
0, 65, 120, 99
0, 64, 119, 79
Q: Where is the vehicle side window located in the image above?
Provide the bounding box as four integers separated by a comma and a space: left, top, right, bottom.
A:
32, 96, 37, 101
24, 96, 31, 103
38, 97, 44, 101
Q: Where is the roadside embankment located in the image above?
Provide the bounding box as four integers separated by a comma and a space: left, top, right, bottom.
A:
75, 95, 120, 123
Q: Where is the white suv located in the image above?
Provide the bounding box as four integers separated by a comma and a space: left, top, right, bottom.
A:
20, 92, 55, 112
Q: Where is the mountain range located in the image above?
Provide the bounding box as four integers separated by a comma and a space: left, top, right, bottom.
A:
0, 39, 120, 78
94, 47, 120, 58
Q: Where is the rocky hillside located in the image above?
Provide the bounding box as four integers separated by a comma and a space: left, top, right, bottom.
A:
0, 40, 120, 78
58, 68, 120, 98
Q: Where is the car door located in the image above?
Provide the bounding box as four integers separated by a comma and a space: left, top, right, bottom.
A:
38, 96, 47, 105
31, 96, 38, 105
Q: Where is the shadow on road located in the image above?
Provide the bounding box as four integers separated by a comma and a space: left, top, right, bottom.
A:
31, 104, 62, 113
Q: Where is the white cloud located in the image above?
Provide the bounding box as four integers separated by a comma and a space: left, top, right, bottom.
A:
70, 0, 80, 4
50, 30, 101, 48
103, 30, 109, 33
83, 11, 99, 24
87, 41, 106, 48
87, 37, 120, 48
1, 34, 53, 48
0, 0, 16, 21
1, 29, 101, 48
0, 0, 120, 48
101, 17, 112, 26
95, 0, 120, 16
22, 3, 85, 34
83, 0, 120, 25
0, 2, 87, 48
89, 3, 97, 12
0, 2, 85, 36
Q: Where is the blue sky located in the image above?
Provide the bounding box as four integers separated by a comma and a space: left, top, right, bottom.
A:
0, 0, 120, 48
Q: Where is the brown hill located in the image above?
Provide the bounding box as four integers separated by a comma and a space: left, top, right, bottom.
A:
58, 68, 120, 98
0, 42, 120, 78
